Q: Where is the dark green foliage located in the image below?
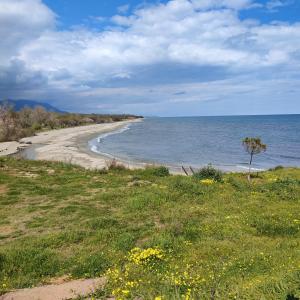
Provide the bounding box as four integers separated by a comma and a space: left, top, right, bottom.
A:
269, 165, 284, 171
144, 166, 170, 177
193, 165, 223, 182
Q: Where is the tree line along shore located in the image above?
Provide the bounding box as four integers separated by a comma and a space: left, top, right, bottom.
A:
0, 102, 142, 143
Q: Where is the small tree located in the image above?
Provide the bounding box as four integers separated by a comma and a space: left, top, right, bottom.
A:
242, 137, 266, 181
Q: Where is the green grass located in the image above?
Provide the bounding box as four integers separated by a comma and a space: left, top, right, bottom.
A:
0, 157, 299, 299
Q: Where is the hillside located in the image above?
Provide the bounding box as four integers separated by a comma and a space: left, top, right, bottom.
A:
0, 158, 299, 299
0, 99, 65, 113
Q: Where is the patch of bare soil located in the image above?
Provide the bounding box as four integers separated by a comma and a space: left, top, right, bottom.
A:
46, 275, 71, 285
127, 180, 152, 187
19, 171, 39, 178
0, 225, 14, 236
0, 277, 106, 300
0, 185, 8, 195
5, 169, 38, 178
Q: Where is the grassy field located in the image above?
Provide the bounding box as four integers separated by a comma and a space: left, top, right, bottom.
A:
0, 157, 299, 299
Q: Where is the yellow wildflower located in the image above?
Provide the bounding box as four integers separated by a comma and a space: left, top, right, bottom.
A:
122, 289, 130, 296
184, 288, 192, 300
200, 179, 214, 184
128, 247, 164, 265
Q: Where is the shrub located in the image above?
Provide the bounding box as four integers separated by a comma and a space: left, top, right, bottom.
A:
31, 123, 42, 131
193, 165, 223, 182
269, 165, 284, 171
144, 166, 170, 177
106, 159, 127, 171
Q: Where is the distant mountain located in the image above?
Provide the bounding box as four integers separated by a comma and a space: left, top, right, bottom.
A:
0, 99, 65, 113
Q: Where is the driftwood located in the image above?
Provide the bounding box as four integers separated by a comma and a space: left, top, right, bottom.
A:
182, 166, 189, 176
189, 166, 195, 175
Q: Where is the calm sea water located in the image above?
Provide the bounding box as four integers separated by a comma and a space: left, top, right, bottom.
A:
89, 115, 300, 171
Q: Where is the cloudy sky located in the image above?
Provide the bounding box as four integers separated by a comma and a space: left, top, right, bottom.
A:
0, 0, 299, 116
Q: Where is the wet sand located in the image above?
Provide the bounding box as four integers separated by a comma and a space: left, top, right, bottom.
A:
0, 120, 142, 170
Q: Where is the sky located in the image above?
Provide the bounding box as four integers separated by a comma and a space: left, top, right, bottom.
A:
0, 0, 300, 116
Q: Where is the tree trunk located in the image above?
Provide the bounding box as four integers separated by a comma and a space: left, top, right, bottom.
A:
248, 152, 253, 182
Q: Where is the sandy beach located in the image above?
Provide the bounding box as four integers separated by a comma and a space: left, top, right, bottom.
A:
0, 120, 141, 170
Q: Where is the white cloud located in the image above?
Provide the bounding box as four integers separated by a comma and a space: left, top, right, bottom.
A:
88, 16, 107, 23
0, 0, 299, 114
266, 0, 294, 11
117, 4, 130, 14
0, 0, 55, 63
191, 0, 254, 10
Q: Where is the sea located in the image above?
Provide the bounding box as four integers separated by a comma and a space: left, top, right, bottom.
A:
89, 115, 300, 172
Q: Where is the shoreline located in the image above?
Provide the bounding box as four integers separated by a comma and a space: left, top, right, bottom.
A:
1, 119, 272, 174
0, 119, 184, 173
0, 120, 142, 170
4, 118, 185, 174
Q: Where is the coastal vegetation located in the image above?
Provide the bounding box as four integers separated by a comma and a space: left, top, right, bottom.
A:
193, 165, 223, 182
0, 102, 141, 142
0, 157, 299, 299
243, 137, 267, 181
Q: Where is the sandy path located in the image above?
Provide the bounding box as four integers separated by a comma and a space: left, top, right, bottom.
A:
0, 120, 139, 169
0, 277, 105, 300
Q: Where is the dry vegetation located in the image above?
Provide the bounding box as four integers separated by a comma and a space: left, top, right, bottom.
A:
0, 103, 141, 142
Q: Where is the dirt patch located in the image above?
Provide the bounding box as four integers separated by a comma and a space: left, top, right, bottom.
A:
5, 169, 39, 178
46, 275, 71, 285
0, 225, 14, 235
0, 185, 8, 195
0, 277, 106, 300
127, 180, 152, 187
19, 172, 39, 178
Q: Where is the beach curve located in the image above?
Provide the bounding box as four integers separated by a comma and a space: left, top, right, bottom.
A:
0, 119, 141, 170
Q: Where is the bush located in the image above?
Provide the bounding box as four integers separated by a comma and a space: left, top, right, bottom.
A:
145, 166, 170, 177
269, 165, 284, 171
106, 159, 127, 171
193, 165, 223, 182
